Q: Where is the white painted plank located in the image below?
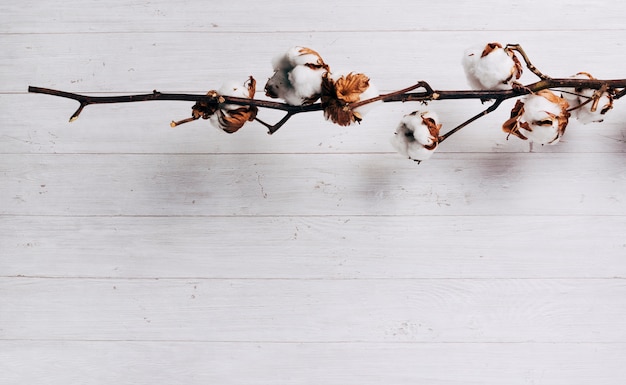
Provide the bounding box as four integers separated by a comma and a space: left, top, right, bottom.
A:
5, 29, 625, 156
1, 153, 625, 216
3, 2, 626, 384
2, 216, 625, 279
3, 0, 626, 33
2, 341, 624, 385
7, 30, 626, 94
2, 277, 625, 342
3, 93, 626, 155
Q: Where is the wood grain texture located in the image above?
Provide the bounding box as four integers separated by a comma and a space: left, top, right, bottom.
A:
2, 216, 625, 279
1, 153, 625, 216
5, 30, 626, 94
2, 0, 626, 384
3, 0, 626, 33
1, 341, 625, 385
2, 277, 625, 342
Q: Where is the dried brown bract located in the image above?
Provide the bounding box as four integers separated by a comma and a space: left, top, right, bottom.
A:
170, 90, 220, 127
192, 91, 220, 120
321, 72, 372, 126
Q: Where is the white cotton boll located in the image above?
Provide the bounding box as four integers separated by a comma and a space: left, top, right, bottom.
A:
518, 94, 566, 145
390, 111, 441, 163
575, 91, 613, 123
288, 65, 325, 104
216, 80, 251, 110
209, 80, 254, 132
265, 46, 329, 106
265, 69, 302, 105
462, 42, 521, 90
461, 45, 485, 90
271, 46, 307, 69
560, 72, 613, 124
271, 48, 294, 71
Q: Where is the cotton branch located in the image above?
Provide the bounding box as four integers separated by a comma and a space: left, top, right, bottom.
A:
28, 77, 626, 137
27, 86, 317, 121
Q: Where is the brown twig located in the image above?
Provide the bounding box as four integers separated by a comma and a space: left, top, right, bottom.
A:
28, 77, 626, 139
27, 41, 626, 158
349, 81, 436, 109
506, 43, 551, 80
255, 112, 296, 134
27, 86, 320, 122
439, 98, 505, 143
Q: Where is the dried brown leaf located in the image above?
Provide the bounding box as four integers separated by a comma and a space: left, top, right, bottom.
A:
217, 106, 258, 133
502, 99, 528, 140
335, 73, 370, 103
481, 42, 503, 58
191, 90, 220, 120
510, 52, 523, 80
421, 115, 442, 150
298, 47, 330, 70
321, 72, 370, 126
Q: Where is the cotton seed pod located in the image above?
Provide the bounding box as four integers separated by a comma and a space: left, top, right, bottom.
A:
462, 42, 523, 90
264, 46, 330, 106
191, 90, 220, 120
502, 89, 570, 145
565, 72, 614, 124
390, 110, 442, 163
210, 76, 258, 134
320, 71, 381, 126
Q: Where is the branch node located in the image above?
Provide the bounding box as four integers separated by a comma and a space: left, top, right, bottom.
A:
255, 112, 296, 135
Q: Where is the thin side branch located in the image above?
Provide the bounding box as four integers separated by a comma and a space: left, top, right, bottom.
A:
439, 98, 505, 143
349, 81, 436, 109
255, 112, 296, 134
506, 44, 551, 80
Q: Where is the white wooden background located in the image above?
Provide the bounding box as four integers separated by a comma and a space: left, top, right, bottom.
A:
1, 1, 626, 384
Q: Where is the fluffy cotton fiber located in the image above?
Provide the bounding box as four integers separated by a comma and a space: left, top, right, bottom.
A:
462, 42, 522, 90
265, 46, 329, 106
391, 110, 442, 163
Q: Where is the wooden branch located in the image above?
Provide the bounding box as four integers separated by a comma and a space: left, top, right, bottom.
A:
28, 76, 626, 139
27, 86, 320, 122
25, 42, 626, 163
28, 78, 625, 118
